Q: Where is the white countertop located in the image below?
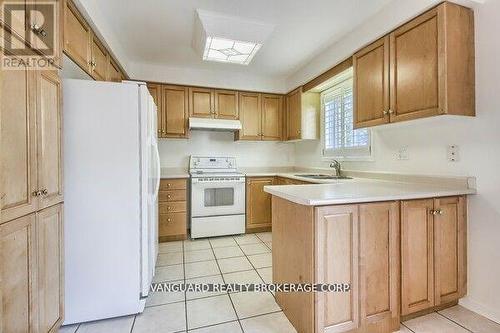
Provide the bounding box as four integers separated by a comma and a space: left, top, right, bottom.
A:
264, 178, 476, 206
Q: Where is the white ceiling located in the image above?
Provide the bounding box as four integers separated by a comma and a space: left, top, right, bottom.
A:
90, 0, 394, 78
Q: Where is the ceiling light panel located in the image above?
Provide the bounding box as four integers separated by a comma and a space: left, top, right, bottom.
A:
203, 37, 261, 65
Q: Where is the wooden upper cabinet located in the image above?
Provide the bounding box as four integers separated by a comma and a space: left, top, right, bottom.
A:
286, 88, 302, 140
353, 37, 390, 128
215, 90, 238, 119
148, 84, 163, 137
189, 87, 214, 118
390, 9, 441, 122
63, 0, 91, 72
0, 214, 37, 333
246, 177, 274, 231
36, 204, 64, 332
26, 0, 63, 67
163, 85, 189, 138
389, 3, 475, 123
90, 35, 108, 81
434, 196, 466, 306
401, 199, 435, 316
36, 70, 63, 210
359, 202, 400, 331
107, 57, 122, 82
315, 204, 360, 332
261, 94, 283, 141
0, 63, 38, 224
237, 92, 262, 141
0, 0, 27, 41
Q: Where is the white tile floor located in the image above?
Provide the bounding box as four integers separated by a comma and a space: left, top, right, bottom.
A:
60, 232, 500, 333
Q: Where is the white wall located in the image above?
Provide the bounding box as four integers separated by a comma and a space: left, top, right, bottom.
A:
295, 0, 500, 322
130, 62, 287, 94
158, 131, 295, 168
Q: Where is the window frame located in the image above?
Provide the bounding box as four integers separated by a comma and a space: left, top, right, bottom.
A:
320, 71, 373, 161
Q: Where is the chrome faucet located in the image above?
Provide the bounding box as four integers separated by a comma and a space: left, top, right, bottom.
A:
330, 160, 342, 176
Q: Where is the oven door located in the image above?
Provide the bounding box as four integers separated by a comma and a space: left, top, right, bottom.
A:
191, 177, 245, 217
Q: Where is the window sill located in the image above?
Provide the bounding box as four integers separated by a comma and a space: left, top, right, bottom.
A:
321, 155, 375, 162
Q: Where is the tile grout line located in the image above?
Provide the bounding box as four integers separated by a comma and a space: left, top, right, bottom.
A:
129, 315, 137, 333
401, 322, 416, 333
182, 240, 188, 333
233, 235, 273, 299
436, 311, 474, 332
209, 237, 246, 333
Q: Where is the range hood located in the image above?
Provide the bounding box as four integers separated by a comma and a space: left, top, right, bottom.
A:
189, 118, 242, 131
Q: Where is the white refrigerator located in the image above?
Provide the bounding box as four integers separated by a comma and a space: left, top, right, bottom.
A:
63, 79, 160, 324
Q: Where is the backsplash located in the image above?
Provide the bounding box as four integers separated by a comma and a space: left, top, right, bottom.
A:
158, 131, 295, 168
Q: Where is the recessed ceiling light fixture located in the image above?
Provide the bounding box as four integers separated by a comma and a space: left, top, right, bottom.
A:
193, 9, 274, 66
203, 37, 262, 65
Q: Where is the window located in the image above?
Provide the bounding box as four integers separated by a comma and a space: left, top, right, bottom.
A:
321, 69, 371, 159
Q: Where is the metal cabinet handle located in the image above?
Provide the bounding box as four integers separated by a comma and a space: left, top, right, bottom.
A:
383, 110, 388, 116
167, 206, 172, 211
431, 209, 443, 216
167, 194, 172, 199
167, 183, 172, 188
167, 218, 172, 222
388, 109, 394, 115
41, 189, 48, 196
32, 190, 42, 197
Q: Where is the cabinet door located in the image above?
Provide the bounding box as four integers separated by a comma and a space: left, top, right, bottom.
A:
434, 196, 466, 305
287, 88, 301, 140
315, 205, 359, 333
27, 0, 63, 67
390, 6, 444, 123
401, 199, 435, 315
359, 202, 399, 330
163, 85, 189, 138
238, 92, 262, 141
36, 204, 63, 333
63, 0, 91, 73
90, 35, 108, 81
261, 94, 283, 141
0, 213, 37, 333
215, 89, 238, 119
246, 177, 274, 231
189, 87, 214, 118
353, 37, 390, 128
36, 70, 63, 209
107, 57, 122, 82
1, 62, 38, 223
0, 0, 27, 42
148, 84, 163, 137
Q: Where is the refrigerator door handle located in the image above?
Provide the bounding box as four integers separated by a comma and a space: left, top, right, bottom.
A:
153, 142, 161, 200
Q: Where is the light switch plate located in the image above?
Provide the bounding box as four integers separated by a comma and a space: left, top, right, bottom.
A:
448, 145, 460, 162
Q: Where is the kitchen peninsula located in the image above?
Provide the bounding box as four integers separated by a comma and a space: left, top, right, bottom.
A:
265, 178, 475, 333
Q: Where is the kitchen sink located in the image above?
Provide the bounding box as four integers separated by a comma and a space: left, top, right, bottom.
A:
295, 174, 353, 180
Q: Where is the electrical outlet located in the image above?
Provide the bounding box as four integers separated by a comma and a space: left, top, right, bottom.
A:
448, 145, 460, 162
398, 146, 409, 160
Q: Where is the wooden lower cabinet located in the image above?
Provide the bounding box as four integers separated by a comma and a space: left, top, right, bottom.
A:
0, 203, 64, 333
0, 214, 37, 333
246, 177, 274, 233
315, 202, 400, 333
158, 179, 188, 242
36, 204, 64, 333
401, 196, 467, 317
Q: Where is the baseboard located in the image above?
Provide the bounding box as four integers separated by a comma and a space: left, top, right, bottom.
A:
460, 297, 500, 324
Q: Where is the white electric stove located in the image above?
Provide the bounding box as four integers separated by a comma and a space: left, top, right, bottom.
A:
189, 156, 246, 239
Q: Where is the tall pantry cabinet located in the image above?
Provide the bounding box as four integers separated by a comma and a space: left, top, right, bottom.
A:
1, 60, 64, 332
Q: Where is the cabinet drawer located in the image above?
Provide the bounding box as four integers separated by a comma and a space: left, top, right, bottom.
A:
159, 212, 187, 238
159, 190, 187, 202
160, 179, 187, 190
159, 202, 186, 214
